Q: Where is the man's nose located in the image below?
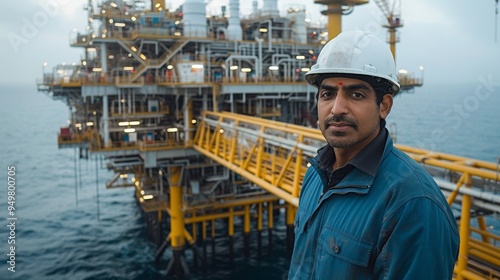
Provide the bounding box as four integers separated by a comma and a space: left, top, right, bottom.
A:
330, 93, 348, 116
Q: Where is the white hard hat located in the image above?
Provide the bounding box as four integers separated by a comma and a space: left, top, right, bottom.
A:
306, 31, 400, 95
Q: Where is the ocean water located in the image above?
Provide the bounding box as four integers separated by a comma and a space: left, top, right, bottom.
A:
0, 82, 499, 279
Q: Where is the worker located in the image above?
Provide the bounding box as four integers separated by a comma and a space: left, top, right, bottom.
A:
288, 31, 459, 279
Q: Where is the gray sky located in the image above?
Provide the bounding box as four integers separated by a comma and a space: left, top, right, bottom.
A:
1, 0, 499, 88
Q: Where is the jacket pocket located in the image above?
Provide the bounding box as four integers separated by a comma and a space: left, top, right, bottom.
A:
318, 227, 373, 268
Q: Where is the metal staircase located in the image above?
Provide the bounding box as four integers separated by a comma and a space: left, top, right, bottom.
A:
130, 40, 189, 82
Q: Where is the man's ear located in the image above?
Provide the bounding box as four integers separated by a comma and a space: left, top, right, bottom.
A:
379, 94, 393, 120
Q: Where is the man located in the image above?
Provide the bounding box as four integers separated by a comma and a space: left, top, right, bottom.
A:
288, 31, 459, 279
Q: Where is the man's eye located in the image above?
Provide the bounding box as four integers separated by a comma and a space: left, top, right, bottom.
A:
350, 92, 365, 99
319, 91, 333, 98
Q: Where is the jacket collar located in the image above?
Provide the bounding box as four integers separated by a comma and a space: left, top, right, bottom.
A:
310, 128, 393, 189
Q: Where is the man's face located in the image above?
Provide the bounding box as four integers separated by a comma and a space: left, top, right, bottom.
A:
317, 77, 392, 152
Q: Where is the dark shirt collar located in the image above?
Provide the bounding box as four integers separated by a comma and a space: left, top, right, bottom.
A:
317, 128, 388, 177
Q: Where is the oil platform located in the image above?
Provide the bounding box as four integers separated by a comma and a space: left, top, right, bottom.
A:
37, 0, 499, 278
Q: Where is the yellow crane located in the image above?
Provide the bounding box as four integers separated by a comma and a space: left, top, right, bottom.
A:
374, 0, 423, 91
373, 0, 403, 60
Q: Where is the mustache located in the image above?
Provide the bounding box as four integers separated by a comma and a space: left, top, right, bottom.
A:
324, 115, 358, 128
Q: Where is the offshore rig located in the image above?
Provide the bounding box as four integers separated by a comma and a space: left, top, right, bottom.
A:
37, 0, 500, 278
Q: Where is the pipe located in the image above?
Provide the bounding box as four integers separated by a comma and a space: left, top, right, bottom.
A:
224, 55, 260, 81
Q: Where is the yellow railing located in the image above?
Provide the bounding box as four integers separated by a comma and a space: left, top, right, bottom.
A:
194, 111, 326, 206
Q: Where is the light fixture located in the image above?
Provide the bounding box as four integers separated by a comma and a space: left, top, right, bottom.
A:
296, 55, 305, 60
123, 66, 134, 71
269, 66, 279, 71
230, 65, 238, 70
119, 121, 140, 126
191, 64, 204, 69
92, 68, 102, 72
124, 128, 136, 133
167, 127, 178, 133
241, 68, 251, 73
259, 28, 268, 33
143, 194, 154, 200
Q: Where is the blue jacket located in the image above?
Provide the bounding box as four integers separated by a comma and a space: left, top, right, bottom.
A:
288, 133, 459, 279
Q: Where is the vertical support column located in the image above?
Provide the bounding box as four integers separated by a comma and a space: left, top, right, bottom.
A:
257, 202, 263, 254
157, 209, 163, 246
100, 43, 108, 82
167, 165, 188, 276
286, 203, 296, 251
244, 204, 251, 257
102, 94, 110, 147
212, 83, 219, 112
211, 219, 216, 261
169, 165, 185, 249
267, 201, 274, 251
456, 174, 472, 280
184, 91, 193, 145
127, 89, 132, 114
326, 3, 342, 40
202, 220, 207, 264
228, 207, 234, 261
389, 28, 397, 60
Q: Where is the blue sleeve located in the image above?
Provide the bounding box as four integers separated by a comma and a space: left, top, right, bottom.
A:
375, 198, 459, 279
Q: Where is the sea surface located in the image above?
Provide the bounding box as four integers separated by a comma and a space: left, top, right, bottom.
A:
0, 82, 499, 280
